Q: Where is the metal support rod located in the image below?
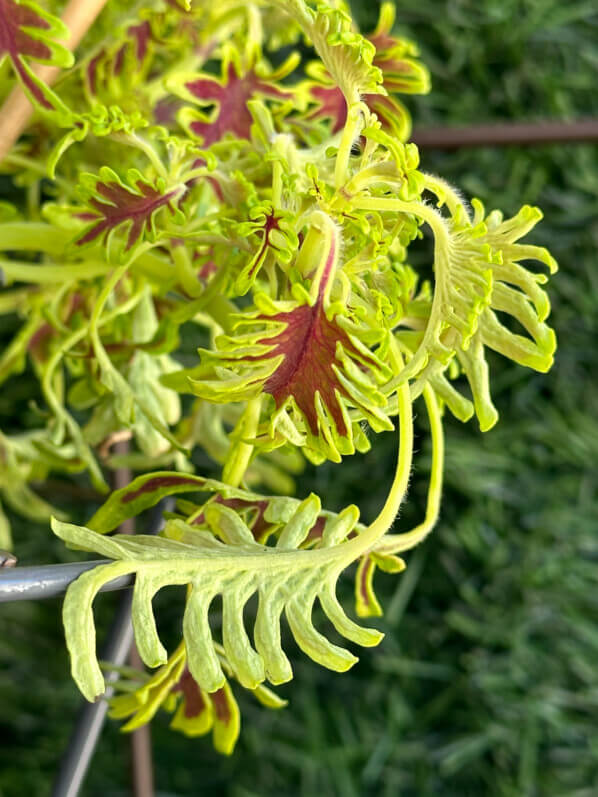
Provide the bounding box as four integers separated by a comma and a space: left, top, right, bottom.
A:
411, 118, 598, 150
0, 559, 127, 602
129, 645, 156, 797
113, 444, 154, 797
50, 589, 136, 797
50, 500, 168, 797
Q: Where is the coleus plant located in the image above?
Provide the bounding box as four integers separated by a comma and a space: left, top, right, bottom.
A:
0, 0, 556, 754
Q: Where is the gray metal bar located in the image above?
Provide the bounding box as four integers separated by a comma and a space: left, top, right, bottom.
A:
0, 559, 129, 602
50, 499, 169, 797
50, 590, 136, 797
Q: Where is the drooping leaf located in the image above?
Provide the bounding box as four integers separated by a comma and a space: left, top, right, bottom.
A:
108, 642, 238, 751
391, 197, 557, 430
52, 493, 383, 703
109, 638, 285, 754
173, 677, 240, 754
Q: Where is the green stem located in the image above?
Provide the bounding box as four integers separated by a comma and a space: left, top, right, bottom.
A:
1, 259, 112, 284
375, 384, 444, 554
351, 195, 453, 387
334, 103, 364, 188
1, 154, 74, 194
222, 397, 262, 487
421, 172, 467, 219
343, 162, 403, 196
41, 289, 145, 491
352, 196, 449, 240
114, 133, 168, 180
272, 160, 283, 207
352, 341, 414, 551
171, 243, 202, 298
0, 223, 71, 254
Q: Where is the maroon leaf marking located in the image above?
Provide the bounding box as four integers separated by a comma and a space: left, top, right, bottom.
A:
305, 515, 326, 543
0, 0, 56, 109
113, 42, 126, 76
306, 515, 358, 545
185, 62, 289, 146
154, 96, 183, 126
355, 555, 383, 617
113, 21, 152, 77
236, 211, 287, 289
185, 157, 224, 200
89, 472, 208, 533
238, 232, 380, 436
308, 84, 347, 134
128, 20, 151, 64
365, 93, 409, 135
309, 83, 411, 137
359, 556, 373, 604
255, 236, 360, 435
121, 474, 203, 504
76, 177, 179, 250
374, 55, 423, 93
173, 668, 206, 718
198, 259, 218, 281
192, 496, 271, 540
258, 304, 359, 435
87, 20, 152, 95
193, 496, 333, 546
210, 687, 231, 724
86, 51, 103, 96
27, 321, 54, 361
250, 211, 283, 270
368, 28, 396, 53
27, 293, 84, 362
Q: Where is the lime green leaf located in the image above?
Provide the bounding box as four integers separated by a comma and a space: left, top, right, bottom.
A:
52, 492, 383, 702
0, 502, 12, 551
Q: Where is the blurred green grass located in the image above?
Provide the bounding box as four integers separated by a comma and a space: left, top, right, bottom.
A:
1, 1, 598, 795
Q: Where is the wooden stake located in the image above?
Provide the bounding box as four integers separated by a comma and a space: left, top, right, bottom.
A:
0, 0, 108, 162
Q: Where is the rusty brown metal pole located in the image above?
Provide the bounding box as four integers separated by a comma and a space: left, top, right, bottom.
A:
411, 118, 598, 150
113, 443, 154, 797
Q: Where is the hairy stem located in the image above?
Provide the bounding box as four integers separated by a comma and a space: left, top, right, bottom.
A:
354, 342, 414, 550
351, 195, 453, 386
375, 384, 444, 554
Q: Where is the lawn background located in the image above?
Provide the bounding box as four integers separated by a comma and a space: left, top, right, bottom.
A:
1, 1, 597, 795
